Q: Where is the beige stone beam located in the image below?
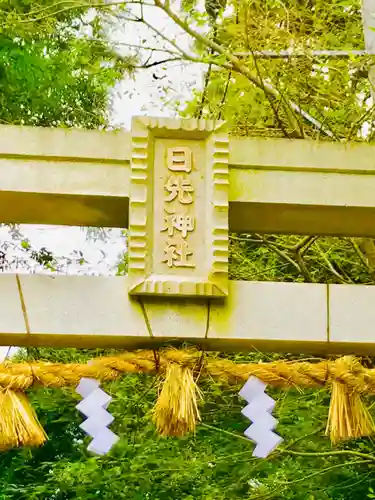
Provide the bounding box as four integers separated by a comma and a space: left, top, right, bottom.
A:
229, 137, 375, 237
0, 125, 131, 227
0, 273, 367, 355
1, 124, 375, 235
329, 284, 375, 354
0, 124, 131, 160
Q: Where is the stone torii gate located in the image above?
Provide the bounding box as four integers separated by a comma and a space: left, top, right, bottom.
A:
0, 116, 375, 355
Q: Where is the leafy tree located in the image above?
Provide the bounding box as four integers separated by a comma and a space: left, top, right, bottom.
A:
0, 0, 134, 127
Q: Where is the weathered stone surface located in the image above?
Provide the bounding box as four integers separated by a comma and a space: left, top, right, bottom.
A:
1, 122, 375, 236
128, 117, 229, 297
329, 284, 375, 351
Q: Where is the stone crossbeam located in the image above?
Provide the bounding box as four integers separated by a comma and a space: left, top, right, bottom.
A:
0, 124, 374, 237
0, 274, 372, 355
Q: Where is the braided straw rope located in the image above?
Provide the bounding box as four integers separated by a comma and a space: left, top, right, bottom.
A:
0, 349, 374, 394
0, 349, 374, 445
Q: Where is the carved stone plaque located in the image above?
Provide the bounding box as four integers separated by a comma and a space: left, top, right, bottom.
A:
128, 117, 229, 297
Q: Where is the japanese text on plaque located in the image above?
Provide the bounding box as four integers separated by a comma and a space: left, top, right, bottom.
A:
162, 147, 196, 268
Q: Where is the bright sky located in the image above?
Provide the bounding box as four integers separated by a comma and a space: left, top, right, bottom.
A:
108, 1, 206, 129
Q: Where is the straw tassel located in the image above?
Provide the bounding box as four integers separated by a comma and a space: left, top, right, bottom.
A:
0, 389, 47, 450
326, 357, 375, 443
153, 363, 202, 437
326, 381, 375, 443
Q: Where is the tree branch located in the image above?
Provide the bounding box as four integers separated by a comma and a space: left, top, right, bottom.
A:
250, 460, 373, 499
281, 448, 375, 462
195, 60, 213, 119
88, 38, 181, 56
248, 47, 293, 137
347, 103, 375, 141
349, 237, 371, 270
20, 0, 155, 18
315, 241, 353, 283
153, 0, 334, 138
272, 460, 373, 485
358, 237, 375, 281
217, 69, 231, 120
19, 0, 86, 17
253, 234, 303, 274
18, 1, 129, 23
235, 49, 374, 58
292, 235, 316, 253
117, 11, 232, 70
136, 56, 182, 68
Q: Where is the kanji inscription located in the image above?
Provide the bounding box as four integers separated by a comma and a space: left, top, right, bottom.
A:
167, 147, 192, 173
161, 147, 196, 268
162, 214, 195, 240
164, 175, 194, 204
163, 239, 195, 268
128, 117, 229, 297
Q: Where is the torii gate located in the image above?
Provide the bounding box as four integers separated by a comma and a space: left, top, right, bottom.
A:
0, 116, 374, 356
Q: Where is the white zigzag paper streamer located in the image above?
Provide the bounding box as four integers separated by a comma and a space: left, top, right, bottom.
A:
76, 378, 119, 455
239, 376, 283, 458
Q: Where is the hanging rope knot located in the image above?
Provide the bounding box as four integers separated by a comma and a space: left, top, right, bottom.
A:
328, 356, 365, 393
0, 363, 46, 450
162, 347, 198, 368
326, 356, 375, 443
